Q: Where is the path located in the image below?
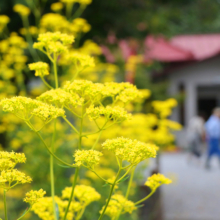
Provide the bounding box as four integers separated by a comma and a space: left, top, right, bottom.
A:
160, 152, 220, 220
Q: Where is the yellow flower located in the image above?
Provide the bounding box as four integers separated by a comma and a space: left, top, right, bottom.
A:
102, 137, 158, 165
80, 40, 102, 55
0, 169, 32, 189
100, 194, 136, 219
37, 88, 83, 108
62, 184, 100, 205
86, 105, 131, 122
0, 96, 65, 122
20, 26, 38, 36
74, 149, 103, 168
28, 62, 49, 77
71, 18, 91, 33
32, 196, 78, 220
61, 0, 92, 4
145, 173, 172, 191
24, 189, 46, 205
51, 2, 64, 11
0, 15, 10, 32
13, 4, 30, 17
160, 119, 182, 130
0, 151, 26, 165
63, 80, 107, 103
67, 52, 95, 68
39, 13, 70, 33
33, 32, 74, 55
79, 0, 92, 5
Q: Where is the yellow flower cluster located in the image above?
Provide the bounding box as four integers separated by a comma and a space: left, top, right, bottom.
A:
0, 96, 65, 122
0, 169, 32, 188
116, 87, 150, 103
74, 150, 103, 168
0, 152, 33, 192
0, 151, 26, 171
79, 40, 102, 55
152, 98, 178, 118
72, 18, 91, 33
32, 196, 78, 220
86, 105, 131, 122
28, 62, 50, 77
62, 184, 101, 205
125, 55, 143, 72
37, 88, 83, 108
145, 173, 172, 191
101, 194, 137, 219
0, 15, 10, 33
0, 33, 27, 85
63, 80, 146, 104
23, 189, 46, 206
51, 2, 63, 12
33, 32, 74, 55
104, 82, 148, 103
102, 137, 158, 165
67, 52, 95, 68
39, 13, 68, 33
61, 0, 92, 5
160, 119, 182, 130
20, 26, 38, 37
13, 4, 30, 17
64, 80, 104, 102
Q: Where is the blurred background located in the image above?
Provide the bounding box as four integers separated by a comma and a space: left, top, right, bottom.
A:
1, 0, 220, 220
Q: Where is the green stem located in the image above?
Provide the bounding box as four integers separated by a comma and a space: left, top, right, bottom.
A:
82, 129, 100, 137
91, 170, 112, 184
78, 107, 84, 149
17, 206, 31, 220
35, 131, 75, 167
41, 76, 54, 89
3, 189, 8, 220
66, 2, 74, 19
62, 117, 79, 134
76, 206, 86, 220
72, 5, 86, 19
63, 167, 79, 220
126, 167, 135, 199
92, 130, 103, 149
98, 169, 121, 220
51, 120, 58, 220
115, 167, 136, 220
53, 54, 58, 88
134, 190, 155, 205
65, 106, 82, 118
117, 166, 133, 183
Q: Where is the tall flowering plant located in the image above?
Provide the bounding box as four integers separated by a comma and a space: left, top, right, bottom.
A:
0, 32, 172, 220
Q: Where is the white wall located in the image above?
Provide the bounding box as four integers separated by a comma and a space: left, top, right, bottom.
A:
168, 55, 220, 147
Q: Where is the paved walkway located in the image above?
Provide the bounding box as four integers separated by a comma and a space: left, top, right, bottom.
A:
160, 152, 220, 220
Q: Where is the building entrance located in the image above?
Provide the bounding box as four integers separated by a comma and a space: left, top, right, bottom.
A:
197, 98, 217, 121
197, 85, 220, 121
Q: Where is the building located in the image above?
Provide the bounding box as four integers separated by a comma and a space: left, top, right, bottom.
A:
144, 34, 220, 146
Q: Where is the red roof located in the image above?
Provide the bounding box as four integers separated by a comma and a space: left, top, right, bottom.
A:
144, 34, 220, 62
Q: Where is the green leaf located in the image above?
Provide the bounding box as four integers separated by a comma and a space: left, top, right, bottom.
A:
118, 175, 129, 183
136, 204, 144, 208
102, 182, 111, 187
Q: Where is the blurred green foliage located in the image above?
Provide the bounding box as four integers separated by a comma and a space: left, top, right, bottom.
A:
1, 0, 220, 40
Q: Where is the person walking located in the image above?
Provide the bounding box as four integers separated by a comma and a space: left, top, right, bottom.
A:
187, 113, 205, 161
205, 107, 220, 169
